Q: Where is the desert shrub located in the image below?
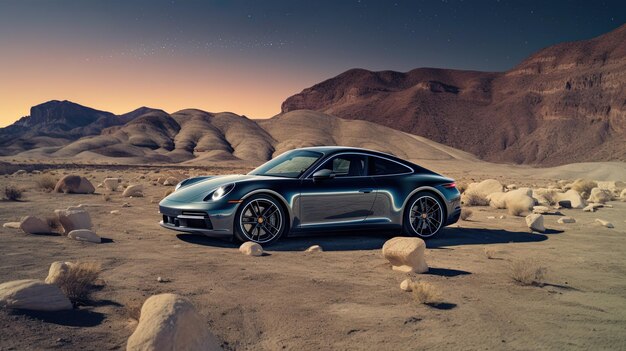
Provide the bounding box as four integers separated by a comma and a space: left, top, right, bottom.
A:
572, 179, 597, 198
36, 175, 57, 191
484, 247, 497, 259
3, 185, 23, 201
57, 261, 102, 304
542, 190, 558, 206
463, 192, 489, 206
460, 208, 473, 221
509, 260, 546, 286
410, 280, 443, 305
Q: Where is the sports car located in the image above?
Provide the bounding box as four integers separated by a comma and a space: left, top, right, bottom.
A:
159, 146, 461, 244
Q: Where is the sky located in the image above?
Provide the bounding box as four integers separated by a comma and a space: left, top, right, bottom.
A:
0, 0, 625, 127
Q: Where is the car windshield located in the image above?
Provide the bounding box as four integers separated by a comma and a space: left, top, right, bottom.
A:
249, 150, 323, 178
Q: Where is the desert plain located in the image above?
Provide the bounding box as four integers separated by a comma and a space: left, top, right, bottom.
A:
1, 155, 625, 351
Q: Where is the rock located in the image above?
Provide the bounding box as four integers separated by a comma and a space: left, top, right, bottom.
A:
532, 206, 551, 214
487, 188, 534, 215
122, 202, 131, 208
19, 216, 52, 234
239, 242, 263, 256
583, 203, 603, 212
558, 200, 572, 208
67, 229, 101, 243
595, 219, 614, 228
12, 170, 27, 176
103, 178, 121, 191
499, 215, 506, 219
45, 261, 74, 284
400, 279, 412, 292
55, 208, 92, 233
305, 245, 323, 253
525, 214, 545, 232
588, 188, 612, 204
555, 190, 585, 209
557, 216, 576, 224
126, 293, 221, 351
163, 177, 179, 186
596, 180, 626, 194
123, 184, 144, 198
487, 216, 496, 219
0, 279, 72, 311
54, 175, 95, 194
462, 179, 504, 204
506, 184, 517, 190
381, 237, 428, 273
110, 210, 121, 215
3, 222, 21, 229
620, 189, 626, 201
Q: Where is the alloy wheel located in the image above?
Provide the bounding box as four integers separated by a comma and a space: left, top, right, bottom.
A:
239, 198, 283, 243
409, 195, 443, 237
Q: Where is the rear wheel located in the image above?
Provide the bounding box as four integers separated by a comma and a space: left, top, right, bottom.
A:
403, 192, 445, 238
234, 194, 287, 244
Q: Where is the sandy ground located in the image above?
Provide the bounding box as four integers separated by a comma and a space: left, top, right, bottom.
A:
1, 164, 626, 350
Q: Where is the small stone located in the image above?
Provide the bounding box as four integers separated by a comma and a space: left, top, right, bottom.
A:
123, 184, 144, 198
122, 202, 131, 208
19, 216, 52, 234
0, 279, 72, 311
305, 245, 323, 253
400, 279, 412, 292
382, 237, 428, 273
595, 219, 614, 228
239, 242, 263, 256
67, 229, 101, 243
110, 210, 121, 215
3, 222, 21, 229
525, 214, 545, 232
557, 216, 576, 224
487, 216, 496, 219
499, 215, 506, 219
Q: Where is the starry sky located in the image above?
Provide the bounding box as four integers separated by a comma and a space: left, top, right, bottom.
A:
1, 0, 625, 126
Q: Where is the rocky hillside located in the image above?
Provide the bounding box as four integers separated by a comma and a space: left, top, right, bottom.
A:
282, 24, 626, 166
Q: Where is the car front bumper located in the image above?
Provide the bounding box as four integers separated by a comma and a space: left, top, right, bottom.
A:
158, 199, 239, 237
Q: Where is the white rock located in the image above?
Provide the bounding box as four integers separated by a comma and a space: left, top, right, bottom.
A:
525, 214, 545, 232
462, 179, 503, 204
487, 188, 534, 215
123, 184, 144, 198
487, 216, 496, 219
595, 219, 614, 228
588, 188, 612, 204
305, 245, 323, 253
163, 177, 179, 186
400, 279, 412, 292
0, 279, 72, 311
381, 237, 428, 273
54, 175, 95, 194
239, 242, 263, 256
55, 208, 92, 233
126, 293, 221, 351
19, 216, 52, 234
583, 203, 603, 212
555, 190, 585, 209
557, 216, 576, 224
103, 178, 121, 191
110, 210, 121, 215
499, 215, 506, 219
506, 184, 517, 190
67, 229, 101, 243
3, 222, 21, 229
45, 261, 74, 284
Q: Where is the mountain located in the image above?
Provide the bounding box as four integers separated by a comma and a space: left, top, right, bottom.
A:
281, 24, 626, 166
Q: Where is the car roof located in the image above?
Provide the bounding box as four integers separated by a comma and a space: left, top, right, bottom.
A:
296, 146, 394, 157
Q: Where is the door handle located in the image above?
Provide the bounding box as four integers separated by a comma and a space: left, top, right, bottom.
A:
358, 188, 373, 194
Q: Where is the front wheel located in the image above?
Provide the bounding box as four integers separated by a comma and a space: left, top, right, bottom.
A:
403, 192, 445, 238
234, 195, 287, 244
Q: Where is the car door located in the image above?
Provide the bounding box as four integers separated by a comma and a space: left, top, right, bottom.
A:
298, 153, 377, 227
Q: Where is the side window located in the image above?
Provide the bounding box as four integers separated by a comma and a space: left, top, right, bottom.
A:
368, 156, 411, 175
318, 154, 367, 177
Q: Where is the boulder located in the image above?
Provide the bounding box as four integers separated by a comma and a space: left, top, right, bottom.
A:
126, 293, 221, 351
45, 261, 74, 284
588, 188, 612, 204
400, 279, 412, 292
163, 177, 179, 186
0, 279, 72, 311
123, 184, 144, 197
555, 190, 585, 209
381, 237, 428, 273
305, 245, 323, 253
557, 217, 576, 224
595, 219, 614, 228
487, 188, 534, 215
3, 222, 21, 229
239, 242, 263, 256
462, 179, 503, 204
525, 214, 545, 232
67, 229, 101, 243
19, 216, 52, 234
55, 208, 92, 233
54, 175, 95, 194
103, 178, 121, 191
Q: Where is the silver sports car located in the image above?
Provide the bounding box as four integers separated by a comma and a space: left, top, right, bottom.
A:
159, 146, 461, 244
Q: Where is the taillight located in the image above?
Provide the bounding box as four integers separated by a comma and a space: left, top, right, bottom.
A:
443, 182, 456, 189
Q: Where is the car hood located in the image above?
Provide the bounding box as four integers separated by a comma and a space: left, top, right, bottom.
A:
162, 174, 257, 203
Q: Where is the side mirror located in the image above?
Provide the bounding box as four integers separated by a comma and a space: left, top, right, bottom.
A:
312, 169, 335, 181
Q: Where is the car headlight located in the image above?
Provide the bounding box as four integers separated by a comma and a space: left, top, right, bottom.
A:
205, 183, 235, 201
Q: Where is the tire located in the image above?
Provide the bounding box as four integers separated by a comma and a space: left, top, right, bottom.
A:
233, 194, 287, 244
403, 191, 445, 238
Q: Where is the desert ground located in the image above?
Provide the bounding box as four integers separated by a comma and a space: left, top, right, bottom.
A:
1, 160, 626, 351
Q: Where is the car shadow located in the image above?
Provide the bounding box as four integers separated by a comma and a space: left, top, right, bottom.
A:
177, 227, 547, 252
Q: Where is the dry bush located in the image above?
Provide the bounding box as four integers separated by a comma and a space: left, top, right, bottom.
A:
509, 260, 547, 286
36, 175, 57, 191
410, 280, 443, 305
542, 190, 558, 206
484, 247, 498, 259
57, 262, 102, 304
3, 185, 23, 201
463, 192, 489, 206
572, 179, 597, 198
460, 208, 473, 221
